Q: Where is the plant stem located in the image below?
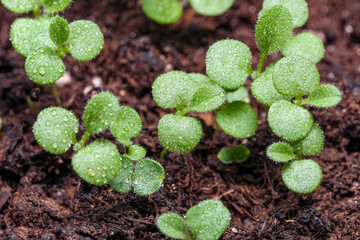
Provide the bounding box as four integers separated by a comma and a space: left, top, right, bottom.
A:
32, 6, 41, 18
75, 132, 90, 151
51, 83, 61, 105
257, 53, 266, 73
160, 148, 167, 159
27, 96, 37, 111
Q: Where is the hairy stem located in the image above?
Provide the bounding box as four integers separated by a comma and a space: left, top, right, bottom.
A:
75, 132, 90, 151
32, 6, 41, 18
160, 148, 167, 159
51, 83, 61, 105
27, 96, 37, 112
257, 53, 266, 73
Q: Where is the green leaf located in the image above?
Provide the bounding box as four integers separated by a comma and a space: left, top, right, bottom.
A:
251, 66, 291, 106
216, 101, 258, 139
25, 46, 65, 84
158, 114, 202, 153
218, 145, 250, 164
267, 142, 295, 163
189, 85, 226, 112
290, 123, 324, 156
282, 33, 324, 63
189, 0, 234, 16
83, 92, 120, 135
44, 0, 72, 13
109, 155, 133, 193
188, 73, 212, 87
1, 0, 42, 14
49, 16, 70, 46
72, 139, 121, 186
152, 71, 197, 109
33, 107, 78, 154
133, 159, 165, 196
206, 39, 252, 90
157, 213, 188, 239
10, 17, 56, 57
66, 20, 104, 61
110, 106, 142, 145
186, 199, 230, 240
256, 5, 293, 56
268, 100, 313, 142
281, 159, 322, 193
273, 56, 320, 97
226, 87, 249, 103
142, 0, 183, 24
128, 145, 146, 161
307, 84, 342, 107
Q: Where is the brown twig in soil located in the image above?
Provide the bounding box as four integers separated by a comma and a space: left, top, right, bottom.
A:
224, 195, 256, 221
148, 196, 159, 223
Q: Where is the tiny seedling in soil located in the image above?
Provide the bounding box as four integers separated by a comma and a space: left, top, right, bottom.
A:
157, 199, 231, 240
218, 145, 250, 164
142, 0, 234, 24
152, 0, 342, 193
33, 92, 164, 196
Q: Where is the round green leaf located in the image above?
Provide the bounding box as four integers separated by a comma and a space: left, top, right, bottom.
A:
218, 145, 250, 164
216, 101, 258, 139
142, 0, 183, 24
110, 106, 142, 145
157, 213, 188, 239
226, 87, 249, 103
33, 107, 78, 154
72, 139, 121, 186
188, 73, 212, 87
49, 16, 70, 46
282, 33, 324, 63
189, 0, 234, 16
152, 71, 197, 109
1, 0, 42, 14
268, 100, 313, 142
267, 142, 295, 163
307, 84, 342, 107
66, 20, 104, 61
263, 0, 308, 28
108, 155, 133, 193
273, 56, 320, 97
190, 85, 226, 112
44, 0, 72, 13
251, 66, 291, 106
217, 147, 233, 164
133, 159, 165, 196
186, 199, 230, 240
83, 92, 120, 135
256, 5, 293, 56
25, 46, 65, 84
128, 145, 146, 161
158, 114, 202, 153
281, 159, 322, 193
10, 17, 56, 57
206, 39, 252, 90
290, 123, 324, 156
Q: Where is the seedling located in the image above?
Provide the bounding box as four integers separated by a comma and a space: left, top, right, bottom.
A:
218, 145, 250, 164
142, 0, 234, 24
33, 92, 164, 196
157, 199, 230, 240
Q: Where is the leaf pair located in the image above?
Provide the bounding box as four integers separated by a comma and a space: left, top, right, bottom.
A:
218, 145, 250, 164
1, 0, 71, 14
157, 199, 230, 240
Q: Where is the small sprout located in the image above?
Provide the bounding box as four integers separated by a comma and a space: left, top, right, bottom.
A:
49, 16, 70, 46
273, 56, 320, 97
290, 123, 324, 156
218, 145, 250, 164
189, 84, 226, 112
83, 92, 120, 135
128, 145, 146, 161
188, 73, 212, 88
44, 0, 72, 13
281, 159, 322, 193
268, 100, 313, 142
158, 114, 202, 153
157, 199, 230, 240
206, 39, 252, 90
142, 0, 183, 24
33, 107, 78, 154
263, 0, 309, 28
267, 142, 295, 163
72, 139, 121, 186
133, 158, 165, 196
306, 84, 342, 107
1, 0, 42, 14
216, 101, 258, 139
110, 106, 142, 146
188, 0, 234, 16
256, 5, 293, 57
226, 87, 250, 103
282, 32, 325, 63
109, 155, 133, 193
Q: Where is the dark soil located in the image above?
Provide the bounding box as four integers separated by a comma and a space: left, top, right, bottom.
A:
1, 0, 359, 239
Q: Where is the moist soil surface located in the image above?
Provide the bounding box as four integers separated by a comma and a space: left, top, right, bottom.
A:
0, 0, 359, 239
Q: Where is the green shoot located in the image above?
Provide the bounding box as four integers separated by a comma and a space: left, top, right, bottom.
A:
218, 145, 250, 164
